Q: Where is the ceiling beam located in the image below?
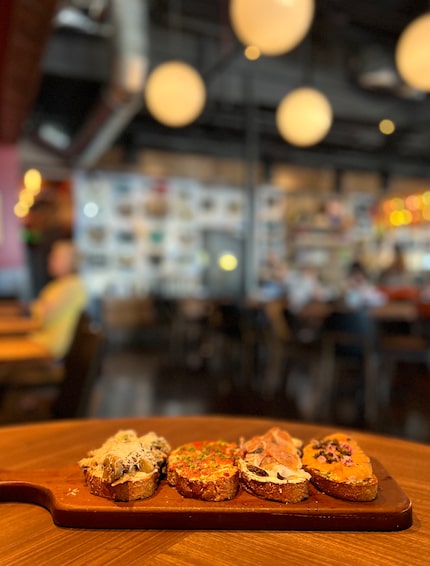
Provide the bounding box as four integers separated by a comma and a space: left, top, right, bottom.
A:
0, 0, 57, 143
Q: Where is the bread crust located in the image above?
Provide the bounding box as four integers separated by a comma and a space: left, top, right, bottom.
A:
306, 470, 378, 502
168, 467, 239, 502
239, 465, 309, 503
167, 440, 239, 502
83, 468, 160, 501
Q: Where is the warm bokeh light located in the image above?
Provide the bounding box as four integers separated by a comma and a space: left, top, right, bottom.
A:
391, 197, 404, 210
411, 210, 422, 223
389, 210, 401, 226
402, 209, 413, 224
218, 253, 238, 271
396, 13, 430, 92
389, 209, 413, 226
423, 206, 430, 221
230, 0, 314, 56
382, 200, 393, 214
405, 194, 421, 211
23, 168, 42, 194
379, 119, 395, 135
144, 61, 206, 127
379, 191, 430, 226
244, 45, 261, 60
276, 87, 333, 147
14, 202, 29, 218
19, 189, 35, 208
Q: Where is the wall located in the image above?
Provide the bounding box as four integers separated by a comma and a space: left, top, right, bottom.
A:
0, 144, 27, 297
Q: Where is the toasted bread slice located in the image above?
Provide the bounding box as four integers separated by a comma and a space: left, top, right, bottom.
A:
302, 433, 378, 501
237, 427, 310, 503
78, 429, 171, 501
167, 440, 239, 501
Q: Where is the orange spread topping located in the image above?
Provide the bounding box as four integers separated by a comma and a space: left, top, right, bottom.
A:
302, 433, 373, 482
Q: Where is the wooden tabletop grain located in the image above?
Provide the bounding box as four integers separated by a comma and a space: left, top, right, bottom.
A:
0, 316, 40, 336
0, 337, 52, 364
0, 415, 429, 566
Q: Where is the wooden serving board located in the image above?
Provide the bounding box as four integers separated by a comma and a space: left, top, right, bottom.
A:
0, 458, 412, 531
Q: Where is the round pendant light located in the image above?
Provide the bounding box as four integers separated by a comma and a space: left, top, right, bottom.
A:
276, 87, 333, 147
395, 13, 430, 92
144, 61, 206, 127
229, 0, 315, 56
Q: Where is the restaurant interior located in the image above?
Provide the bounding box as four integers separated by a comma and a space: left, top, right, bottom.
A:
1, 0, 430, 444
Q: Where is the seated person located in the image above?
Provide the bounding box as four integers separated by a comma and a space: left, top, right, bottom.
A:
285, 264, 332, 313
2, 240, 88, 388
0, 240, 88, 420
344, 263, 386, 309
379, 243, 411, 288
28, 239, 88, 360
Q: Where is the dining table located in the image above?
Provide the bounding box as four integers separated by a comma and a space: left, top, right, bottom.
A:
0, 315, 40, 336
0, 336, 52, 365
0, 414, 429, 565
370, 301, 418, 323
0, 299, 25, 317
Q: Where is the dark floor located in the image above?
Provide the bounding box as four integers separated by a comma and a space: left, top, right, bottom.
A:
88, 325, 430, 444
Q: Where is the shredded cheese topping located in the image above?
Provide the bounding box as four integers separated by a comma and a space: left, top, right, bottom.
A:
78, 429, 171, 485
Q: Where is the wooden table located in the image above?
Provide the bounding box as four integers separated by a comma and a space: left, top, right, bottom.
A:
0, 415, 429, 565
0, 337, 52, 364
0, 316, 40, 336
370, 301, 418, 322
0, 300, 25, 317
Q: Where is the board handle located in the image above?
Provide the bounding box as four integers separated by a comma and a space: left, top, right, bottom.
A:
0, 466, 76, 503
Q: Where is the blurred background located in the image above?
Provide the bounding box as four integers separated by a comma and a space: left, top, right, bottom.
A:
1, 0, 430, 442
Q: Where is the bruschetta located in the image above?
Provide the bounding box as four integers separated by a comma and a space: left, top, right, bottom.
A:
237, 427, 310, 503
167, 440, 239, 501
301, 432, 378, 501
78, 429, 171, 501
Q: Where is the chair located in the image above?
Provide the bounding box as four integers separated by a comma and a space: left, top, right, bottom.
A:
50, 314, 104, 418
375, 306, 430, 418
0, 313, 104, 423
317, 309, 378, 426
206, 300, 272, 391
101, 295, 156, 346
168, 298, 211, 369
261, 301, 324, 414
207, 301, 247, 387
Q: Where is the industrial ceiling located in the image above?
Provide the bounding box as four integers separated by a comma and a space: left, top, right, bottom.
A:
2, 0, 430, 181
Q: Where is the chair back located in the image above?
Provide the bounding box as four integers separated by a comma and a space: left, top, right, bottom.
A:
51, 312, 103, 419
322, 309, 375, 357
211, 302, 243, 339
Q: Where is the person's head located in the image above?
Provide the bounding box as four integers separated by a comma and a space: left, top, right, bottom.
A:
47, 240, 79, 278
391, 243, 406, 271
349, 261, 368, 280
301, 264, 318, 279
349, 265, 367, 287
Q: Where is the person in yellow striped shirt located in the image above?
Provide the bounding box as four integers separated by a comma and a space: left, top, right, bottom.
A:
29, 240, 87, 359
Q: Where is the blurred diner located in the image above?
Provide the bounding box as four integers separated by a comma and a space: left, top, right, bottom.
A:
27, 239, 87, 360
0, 239, 88, 401
344, 262, 387, 309
379, 243, 412, 289
284, 264, 333, 313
